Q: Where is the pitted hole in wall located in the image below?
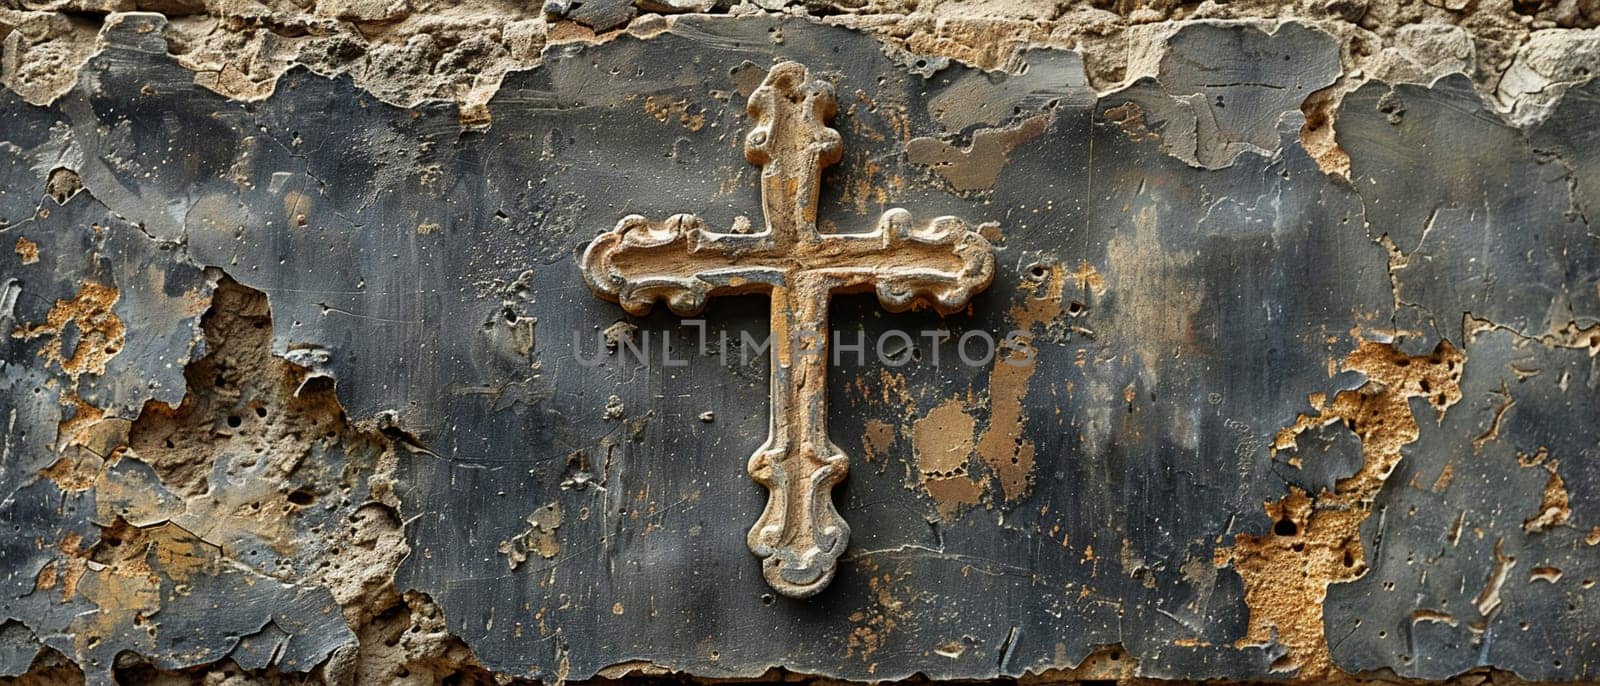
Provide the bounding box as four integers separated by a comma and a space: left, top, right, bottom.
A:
287, 487, 317, 506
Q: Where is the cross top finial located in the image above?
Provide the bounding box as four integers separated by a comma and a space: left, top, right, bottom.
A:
744, 62, 841, 184
579, 61, 997, 597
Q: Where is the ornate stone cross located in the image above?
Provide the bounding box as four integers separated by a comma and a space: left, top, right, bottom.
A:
579, 62, 996, 597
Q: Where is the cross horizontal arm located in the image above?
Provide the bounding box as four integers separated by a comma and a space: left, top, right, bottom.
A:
579, 209, 996, 317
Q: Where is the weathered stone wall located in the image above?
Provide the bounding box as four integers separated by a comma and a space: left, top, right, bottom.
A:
2, 0, 1599, 684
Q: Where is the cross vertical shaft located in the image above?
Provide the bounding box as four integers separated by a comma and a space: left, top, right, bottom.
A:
747, 277, 848, 595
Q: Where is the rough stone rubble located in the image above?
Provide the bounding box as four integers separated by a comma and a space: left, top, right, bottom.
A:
4, 0, 1600, 124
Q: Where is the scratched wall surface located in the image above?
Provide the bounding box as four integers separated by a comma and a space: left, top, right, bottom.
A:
3, 4, 1600, 685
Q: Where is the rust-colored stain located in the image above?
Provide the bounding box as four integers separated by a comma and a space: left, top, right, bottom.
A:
54, 392, 108, 452
906, 114, 1050, 192
544, 19, 599, 44
499, 502, 564, 569
835, 153, 906, 214
13, 281, 125, 381
60, 520, 213, 659
911, 397, 982, 519
14, 235, 39, 264
1105, 206, 1200, 370
910, 260, 1070, 518
972, 260, 1064, 501
33, 558, 59, 593
844, 561, 910, 671
859, 418, 895, 465
1429, 462, 1455, 493
844, 93, 890, 144
283, 189, 312, 226
856, 368, 916, 412
1523, 463, 1571, 534
1103, 101, 1158, 143
643, 95, 707, 132
50, 532, 88, 601
38, 450, 100, 495
1217, 338, 1465, 677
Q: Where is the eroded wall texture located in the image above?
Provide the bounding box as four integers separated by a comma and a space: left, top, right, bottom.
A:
3, 0, 1600, 683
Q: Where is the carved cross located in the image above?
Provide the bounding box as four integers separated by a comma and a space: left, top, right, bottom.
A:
579, 62, 996, 597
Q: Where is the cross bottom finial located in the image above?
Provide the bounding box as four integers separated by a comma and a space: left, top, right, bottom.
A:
580, 61, 997, 597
